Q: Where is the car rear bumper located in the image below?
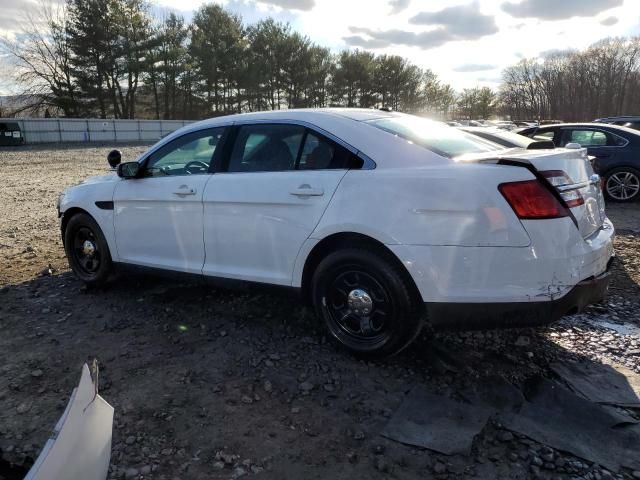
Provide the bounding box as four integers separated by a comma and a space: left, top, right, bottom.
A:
425, 266, 612, 330
387, 216, 615, 329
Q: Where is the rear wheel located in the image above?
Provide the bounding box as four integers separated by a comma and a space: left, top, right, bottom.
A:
64, 213, 112, 287
604, 167, 640, 202
311, 248, 423, 357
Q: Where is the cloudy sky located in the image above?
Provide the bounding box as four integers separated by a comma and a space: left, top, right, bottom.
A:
1, 0, 639, 93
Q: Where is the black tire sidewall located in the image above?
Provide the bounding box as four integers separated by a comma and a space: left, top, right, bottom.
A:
64, 213, 112, 286
604, 166, 640, 202
312, 248, 422, 357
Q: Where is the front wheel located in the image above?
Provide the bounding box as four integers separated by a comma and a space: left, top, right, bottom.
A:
311, 248, 424, 357
604, 167, 640, 202
64, 213, 113, 287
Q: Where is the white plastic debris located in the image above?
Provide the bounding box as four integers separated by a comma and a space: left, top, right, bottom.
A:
25, 363, 114, 480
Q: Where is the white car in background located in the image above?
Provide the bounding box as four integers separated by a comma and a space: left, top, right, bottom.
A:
58, 109, 614, 357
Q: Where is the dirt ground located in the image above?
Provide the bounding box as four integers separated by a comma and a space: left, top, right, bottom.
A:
1, 144, 639, 480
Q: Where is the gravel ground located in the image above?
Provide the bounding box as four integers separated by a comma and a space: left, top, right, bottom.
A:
1, 144, 639, 480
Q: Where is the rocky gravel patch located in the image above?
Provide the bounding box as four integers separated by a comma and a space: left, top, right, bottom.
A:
0, 144, 639, 479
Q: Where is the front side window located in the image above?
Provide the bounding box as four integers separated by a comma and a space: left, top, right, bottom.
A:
144, 128, 225, 177
365, 116, 501, 158
228, 124, 305, 172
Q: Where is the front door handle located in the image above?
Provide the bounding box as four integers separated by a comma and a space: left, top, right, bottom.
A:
173, 185, 196, 196
290, 184, 324, 197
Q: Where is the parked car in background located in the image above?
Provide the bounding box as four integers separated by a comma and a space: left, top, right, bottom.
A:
58, 109, 613, 357
458, 119, 486, 127
0, 121, 24, 146
513, 120, 539, 128
491, 121, 518, 131
459, 126, 553, 149
594, 115, 640, 131
540, 120, 563, 125
519, 123, 640, 202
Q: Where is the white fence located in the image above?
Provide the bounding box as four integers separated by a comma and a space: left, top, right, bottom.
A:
0, 118, 195, 144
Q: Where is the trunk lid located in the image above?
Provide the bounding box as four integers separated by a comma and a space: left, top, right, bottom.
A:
457, 147, 606, 238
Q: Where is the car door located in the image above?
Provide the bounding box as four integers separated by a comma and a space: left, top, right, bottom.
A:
202, 123, 361, 285
113, 127, 226, 274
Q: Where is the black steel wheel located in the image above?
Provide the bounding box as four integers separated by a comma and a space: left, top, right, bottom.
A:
64, 213, 112, 286
312, 248, 423, 357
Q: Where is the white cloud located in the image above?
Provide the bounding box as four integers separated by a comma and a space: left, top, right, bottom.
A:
501, 0, 623, 20
388, 0, 409, 15
600, 16, 619, 26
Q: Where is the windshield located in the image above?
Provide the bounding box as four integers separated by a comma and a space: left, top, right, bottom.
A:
365, 116, 503, 158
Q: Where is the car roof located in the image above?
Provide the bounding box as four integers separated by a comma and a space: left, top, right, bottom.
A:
192, 108, 397, 127
140, 108, 453, 169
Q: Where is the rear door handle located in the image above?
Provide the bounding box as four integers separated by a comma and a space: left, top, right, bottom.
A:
173, 185, 196, 196
290, 184, 324, 197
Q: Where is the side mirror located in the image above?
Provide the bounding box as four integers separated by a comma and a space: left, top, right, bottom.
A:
117, 162, 140, 179
565, 142, 582, 149
107, 149, 122, 168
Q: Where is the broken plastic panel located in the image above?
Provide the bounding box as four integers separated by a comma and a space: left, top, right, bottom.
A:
25, 363, 114, 480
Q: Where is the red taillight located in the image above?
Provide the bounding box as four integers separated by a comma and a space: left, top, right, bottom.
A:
498, 180, 570, 219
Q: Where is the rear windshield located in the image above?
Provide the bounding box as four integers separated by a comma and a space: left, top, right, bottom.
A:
365, 116, 502, 158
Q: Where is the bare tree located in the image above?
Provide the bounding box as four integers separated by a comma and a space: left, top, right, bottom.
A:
500, 38, 640, 121
0, 1, 78, 116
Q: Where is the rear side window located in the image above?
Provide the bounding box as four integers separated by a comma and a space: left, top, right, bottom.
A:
560, 129, 626, 147
564, 129, 607, 146
298, 132, 363, 170
228, 124, 304, 172
365, 116, 500, 158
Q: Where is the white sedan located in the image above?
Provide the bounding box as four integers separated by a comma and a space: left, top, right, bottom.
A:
58, 109, 614, 356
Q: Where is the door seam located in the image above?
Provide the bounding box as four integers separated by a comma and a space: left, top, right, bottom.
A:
289, 169, 350, 286
200, 174, 216, 274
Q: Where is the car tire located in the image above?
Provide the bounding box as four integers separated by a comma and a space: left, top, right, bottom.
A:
311, 247, 424, 358
64, 213, 113, 287
603, 167, 640, 202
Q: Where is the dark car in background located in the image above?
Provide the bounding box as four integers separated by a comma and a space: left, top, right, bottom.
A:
594, 115, 640, 131
0, 121, 24, 146
519, 123, 640, 202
